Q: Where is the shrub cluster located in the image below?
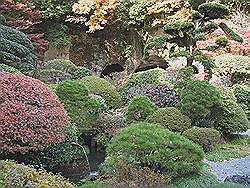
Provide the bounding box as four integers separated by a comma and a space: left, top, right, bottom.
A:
0, 64, 22, 74
34, 59, 92, 84
177, 80, 221, 122
0, 72, 68, 154
122, 68, 166, 92
0, 160, 74, 188
82, 76, 121, 109
0, 23, 36, 72
104, 123, 204, 178
125, 96, 158, 124
146, 107, 191, 133
183, 128, 221, 152
56, 80, 102, 133
123, 84, 179, 107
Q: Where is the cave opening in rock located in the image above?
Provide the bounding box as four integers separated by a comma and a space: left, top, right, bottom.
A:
101, 63, 125, 78
135, 63, 169, 73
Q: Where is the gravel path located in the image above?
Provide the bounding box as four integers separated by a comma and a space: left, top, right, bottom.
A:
205, 156, 250, 181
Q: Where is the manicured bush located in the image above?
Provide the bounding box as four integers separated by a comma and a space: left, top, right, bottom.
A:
177, 80, 221, 122
0, 72, 68, 154
125, 96, 158, 124
146, 107, 191, 133
104, 123, 204, 178
183, 128, 221, 152
0, 160, 74, 188
214, 55, 250, 84
123, 84, 179, 108
81, 76, 121, 109
209, 88, 249, 135
0, 64, 21, 74
42, 59, 77, 73
72, 66, 92, 79
77, 181, 107, 188
122, 68, 166, 92
26, 124, 86, 168
0, 24, 36, 71
233, 84, 250, 119
56, 80, 101, 133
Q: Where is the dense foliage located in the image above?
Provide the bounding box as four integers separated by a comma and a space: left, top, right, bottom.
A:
177, 80, 221, 122
56, 80, 101, 133
104, 123, 204, 178
123, 84, 179, 107
146, 107, 192, 133
0, 72, 68, 154
125, 96, 158, 124
183, 128, 221, 152
81, 76, 121, 109
0, 64, 21, 74
0, 23, 36, 71
0, 160, 74, 188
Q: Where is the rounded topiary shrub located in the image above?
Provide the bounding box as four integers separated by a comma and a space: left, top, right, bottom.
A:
125, 96, 158, 124
213, 55, 250, 85
72, 66, 92, 79
183, 128, 221, 152
56, 80, 101, 133
145, 107, 192, 133
177, 80, 221, 122
42, 59, 77, 73
0, 64, 22, 74
123, 84, 179, 107
0, 160, 74, 188
122, 68, 166, 92
104, 123, 204, 178
209, 88, 249, 135
0, 24, 36, 72
81, 76, 121, 109
0, 72, 68, 154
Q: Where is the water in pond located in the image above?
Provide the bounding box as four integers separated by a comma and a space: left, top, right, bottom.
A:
50, 150, 106, 183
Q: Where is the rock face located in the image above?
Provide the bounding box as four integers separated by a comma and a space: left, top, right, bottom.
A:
69, 32, 122, 75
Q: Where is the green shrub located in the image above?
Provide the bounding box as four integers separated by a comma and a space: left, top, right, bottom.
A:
219, 23, 244, 43
198, 2, 230, 20
77, 181, 107, 188
0, 160, 74, 188
72, 66, 92, 79
212, 182, 246, 188
81, 76, 121, 109
42, 59, 77, 73
125, 96, 158, 124
164, 21, 195, 36
209, 88, 249, 135
122, 68, 166, 92
56, 80, 102, 133
188, 0, 206, 10
25, 124, 87, 168
177, 80, 221, 122
215, 37, 228, 47
214, 55, 250, 84
0, 64, 22, 74
144, 35, 167, 57
104, 123, 204, 178
145, 107, 191, 133
183, 128, 221, 152
0, 24, 36, 72
233, 84, 250, 119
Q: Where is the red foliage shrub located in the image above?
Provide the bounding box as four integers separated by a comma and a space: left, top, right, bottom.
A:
0, 0, 48, 51
0, 72, 68, 154
197, 26, 250, 57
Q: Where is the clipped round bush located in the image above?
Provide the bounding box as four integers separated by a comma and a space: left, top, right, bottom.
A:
213, 55, 250, 84
0, 160, 74, 188
26, 124, 86, 168
105, 123, 204, 178
0, 72, 68, 154
123, 84, 179, 107
72, 66, 92, 79
146, 107, 191, 133
183, 128, 221, 152
0, 24, 36, 71
81, 76, 121, 109
122, 68, 166, 92
198, 2, 230, 19
177, 80, 221, 122
42, 59, 77, 73
125, 96, 158, 124
0, 64, 22, 74
209, 88, 249, 135
233, 84, 250, 119
56, 80, 101, 133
